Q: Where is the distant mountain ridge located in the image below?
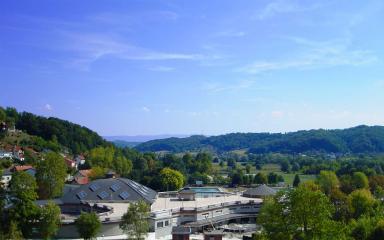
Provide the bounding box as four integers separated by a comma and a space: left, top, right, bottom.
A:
104, 134, 190, 142
135, 125, 384, 154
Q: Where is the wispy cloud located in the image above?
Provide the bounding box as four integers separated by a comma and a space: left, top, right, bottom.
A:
237, 37, 378, 74
44, 104, 53, 111
256, 0, 324, 20
146, 66, 175, 72
202, 80, 255, 93
59, 32, 205, 70
214, 30, 246, 38
141, 106, 151, 112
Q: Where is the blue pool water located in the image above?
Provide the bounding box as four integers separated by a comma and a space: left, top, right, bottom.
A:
188, 187, 222, 193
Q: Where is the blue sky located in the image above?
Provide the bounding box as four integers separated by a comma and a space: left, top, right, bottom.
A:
1, 0, 384, 136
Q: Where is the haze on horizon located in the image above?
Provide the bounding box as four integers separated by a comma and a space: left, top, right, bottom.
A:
1, 0, 384, 136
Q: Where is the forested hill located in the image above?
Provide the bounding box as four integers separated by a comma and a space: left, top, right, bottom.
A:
135, 125, 384, 154
0, 107, 108, 153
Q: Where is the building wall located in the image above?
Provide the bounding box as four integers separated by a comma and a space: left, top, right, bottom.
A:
56, 221, 124, 239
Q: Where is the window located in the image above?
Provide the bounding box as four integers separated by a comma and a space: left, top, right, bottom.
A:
110, 183, 121, 192
157, 221, 164, 228
76, 191, 87, 199
165, 220, 169, 226
98, 191, 109, 199
119, 191, 130, 200
89, 183, 100, 192
216, 210, 222, 213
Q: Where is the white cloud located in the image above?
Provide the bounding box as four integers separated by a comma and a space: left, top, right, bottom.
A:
44, 104, 53, 111
142, 106, 150, 112
256, 0, 323, 20
237, 37, 378, 74
147, 66, 175, 72
58, 32, 207, 70
202, 80, 254, 93
214, 30, 246, 38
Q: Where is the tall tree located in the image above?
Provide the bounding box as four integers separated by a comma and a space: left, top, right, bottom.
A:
254, 172, 268, 184
120, 200, 150, 240
316, 170, 339, 195
348, 189, 376, 219
159, 167, 184, 191
257, 192, 296, 240
289, 185, 334, 238
8, 171, 39, 237
352, 172, 369, 190
36, 152, 67, 199
75, 212, 101, 240
38, 201, 61, 239
293, 174, 301, 187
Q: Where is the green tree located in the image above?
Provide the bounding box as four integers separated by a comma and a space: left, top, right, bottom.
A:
9, 171, 39, 237
75, 212, 101, 240
349, 216, 376, 240
6, 221, 23, 240
112, 155, 133, 176
120, 200, 150, 240
293, 174, 301, 187
316, 170, 339, 195
289, 185, 334, 238
369, 219, 384, 240
348, 189, 376, 219
245, 164, 252, 174
36, 152, 67, 199
38, 201, 61, 239
267, 172, 278, 184
258, 185, 335, 239
352, 172, 369, 190
159, 167, 184, 191
0, 107, 6, 121
254, 172, 268, 184
257, 193, 296, 240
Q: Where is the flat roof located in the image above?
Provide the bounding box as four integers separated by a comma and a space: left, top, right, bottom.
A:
151, 195, 262, 212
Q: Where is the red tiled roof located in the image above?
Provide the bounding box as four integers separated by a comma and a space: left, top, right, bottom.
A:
64, 158, 76, 167
74, 176, 89, 185
14, 165, 33, 172
79, 169, 92, 177
14, 146, 23, 152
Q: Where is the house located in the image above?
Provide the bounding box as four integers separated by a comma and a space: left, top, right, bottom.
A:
1, 168, 12, 188
13, 146, 24, 161
65, 158, 77, 169
73, 169, 92, 185
0, 122, 7, 131
242, 184, 277, 198
0, 150, 13, 159
1, 165, 36, 189
13, 165, 33, 172
75, 155, 86, 166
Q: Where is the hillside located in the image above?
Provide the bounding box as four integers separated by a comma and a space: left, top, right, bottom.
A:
135, 125, 384, 154
1, 107, 109, 154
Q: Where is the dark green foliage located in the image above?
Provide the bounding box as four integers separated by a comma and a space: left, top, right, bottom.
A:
254, 172, 268, 184
8, 171, 39, 237
293, 174, 301, 187
75, 212, 101, 240
1, 107, 109, 154
37, 201, 61, 239
136, 126, 384, 154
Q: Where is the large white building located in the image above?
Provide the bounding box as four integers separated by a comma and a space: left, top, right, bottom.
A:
37, 178, 263, 239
